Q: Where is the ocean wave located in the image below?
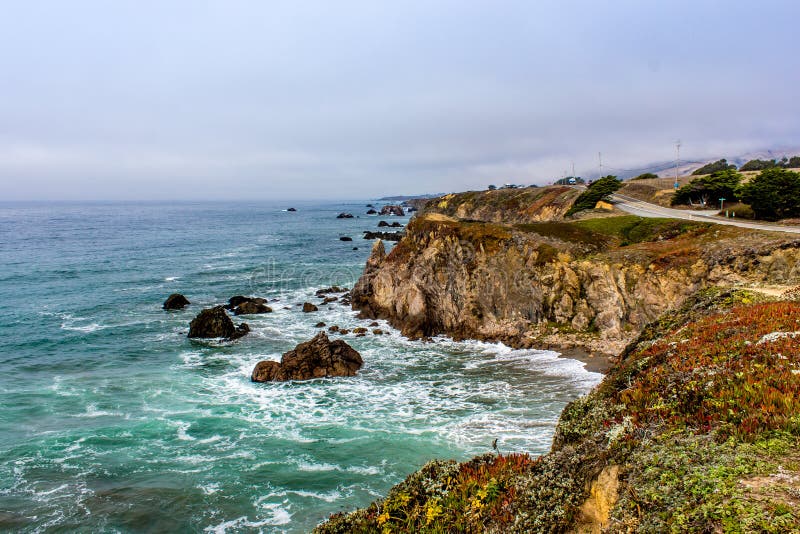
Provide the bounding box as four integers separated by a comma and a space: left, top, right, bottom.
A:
73, 404, 122, 418
204, 505, 292, 533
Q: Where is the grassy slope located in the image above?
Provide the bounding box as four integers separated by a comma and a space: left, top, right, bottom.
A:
316, 289, 800, 533
390, 212, 719, 268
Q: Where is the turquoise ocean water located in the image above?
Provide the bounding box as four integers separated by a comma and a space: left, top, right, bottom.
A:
0, 201, 601, 532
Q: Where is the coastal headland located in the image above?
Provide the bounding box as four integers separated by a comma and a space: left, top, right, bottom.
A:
317, 185, 800, 532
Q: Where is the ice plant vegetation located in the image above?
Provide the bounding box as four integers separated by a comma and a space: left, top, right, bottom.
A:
316, 289, 800, 532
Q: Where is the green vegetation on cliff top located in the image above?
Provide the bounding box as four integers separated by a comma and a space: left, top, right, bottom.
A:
565, 175, 622, 216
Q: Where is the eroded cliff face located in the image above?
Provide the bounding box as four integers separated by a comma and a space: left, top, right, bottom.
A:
352, 207, 800, 355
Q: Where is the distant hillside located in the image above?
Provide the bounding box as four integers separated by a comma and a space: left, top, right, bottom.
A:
376, 193, 445, 201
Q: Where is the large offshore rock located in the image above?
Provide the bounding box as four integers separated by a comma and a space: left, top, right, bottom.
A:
251, 332, 363, 382
188, 306, 249, 339
163, 293, 190, 310
379, 205, 405, 216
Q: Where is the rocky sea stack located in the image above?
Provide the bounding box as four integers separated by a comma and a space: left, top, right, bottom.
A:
163, 293, 190, 310
251, 332, 363, 382
188, 306, 249, 340
379, 205, 405, 216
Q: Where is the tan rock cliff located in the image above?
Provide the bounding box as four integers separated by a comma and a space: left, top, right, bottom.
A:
352, 194, 800, 355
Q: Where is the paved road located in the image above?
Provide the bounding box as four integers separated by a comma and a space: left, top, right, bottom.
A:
609, 193, 800, 235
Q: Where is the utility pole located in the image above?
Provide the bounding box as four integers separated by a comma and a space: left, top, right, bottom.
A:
674, 140, 681, 189
598, 152, 603, 178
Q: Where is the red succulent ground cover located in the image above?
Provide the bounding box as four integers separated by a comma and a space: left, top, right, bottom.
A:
618, 301, 800, 439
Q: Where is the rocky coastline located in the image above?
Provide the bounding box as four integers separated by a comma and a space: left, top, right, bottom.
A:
351, 187, 800, 359
161, 191, 800, 531
315, 186, 800, 532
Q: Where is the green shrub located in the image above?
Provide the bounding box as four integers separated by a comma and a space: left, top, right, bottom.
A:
719, 202, 755, 219
565, 175, 621, 215
631, 172, 658, 180
739, 158, 778, 172
671, 169, 742, 207
692, 159, 736, 175
738, 168, 800, 220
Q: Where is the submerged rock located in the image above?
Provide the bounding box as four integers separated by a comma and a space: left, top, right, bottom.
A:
363, 231, 403, 241
163, 293, 190, 310
251, 332, 363, 382
302, 302, 319, 313
366, 209, 378, 215
233, 301, 273, 315
339, 236, 353, 241
287, 207, 297, 212
336, 212, 354, 219
225, 296, 267, 310
316, 286, 348, 295
188, 306, 249, 339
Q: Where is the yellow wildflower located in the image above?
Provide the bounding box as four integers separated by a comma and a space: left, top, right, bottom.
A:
377, 511, 390, 526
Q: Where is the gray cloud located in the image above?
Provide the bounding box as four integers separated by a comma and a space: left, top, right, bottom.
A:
1, 0, 798, 200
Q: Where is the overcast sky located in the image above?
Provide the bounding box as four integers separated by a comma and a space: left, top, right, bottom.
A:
1, 1, 798, 200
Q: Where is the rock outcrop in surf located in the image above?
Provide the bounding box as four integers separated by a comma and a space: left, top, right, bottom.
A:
163, 293, 190, 310
223, 296, 272, 315
251, 332, 363, 382
379, 205, 405, 216
188, 306, 249, 340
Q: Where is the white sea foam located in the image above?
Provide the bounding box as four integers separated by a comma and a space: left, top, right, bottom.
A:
74, 404, 121, 418
64, 437, 86, 453
286, 489, 343, 502
346, 464, 382, 476
294, 459, 338, 472
204, 504, 292, 533
199, 482, 220, 495
61, 321, 106, 333
175, 421, 196, 441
